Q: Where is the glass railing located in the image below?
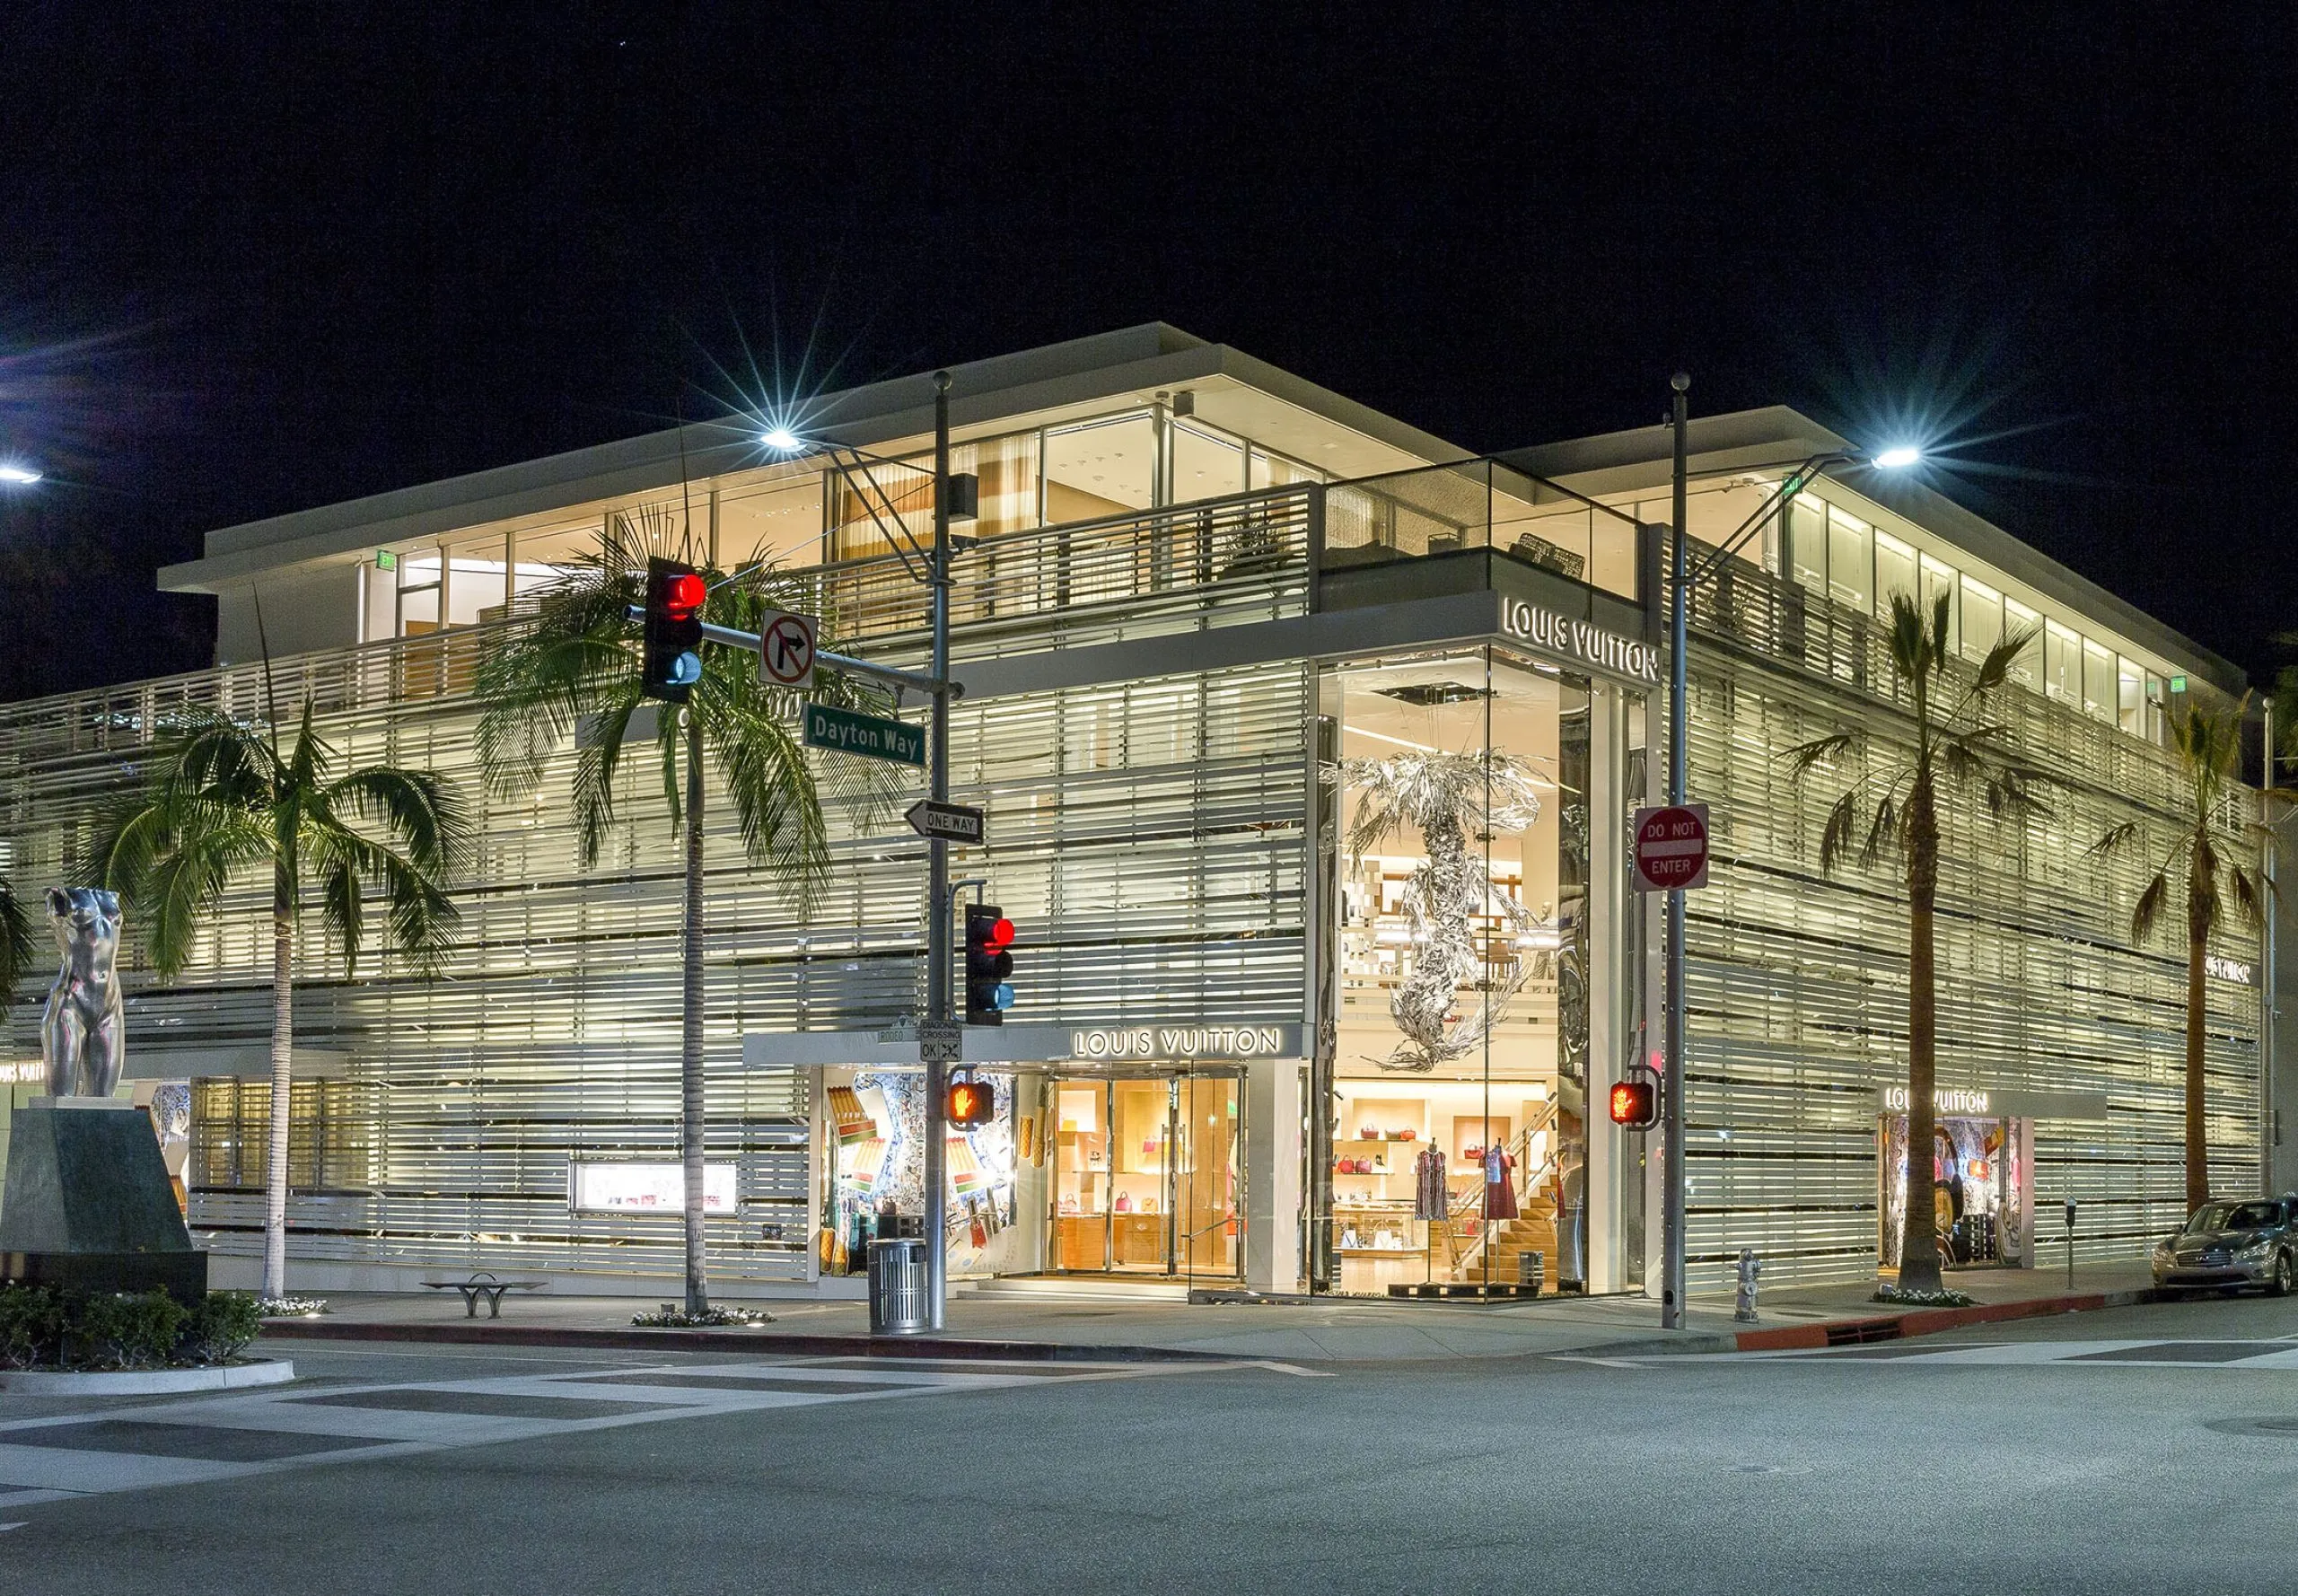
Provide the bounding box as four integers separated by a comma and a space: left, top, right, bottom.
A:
1324, 459, 1643, 601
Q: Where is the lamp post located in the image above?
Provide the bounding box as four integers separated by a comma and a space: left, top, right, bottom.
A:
763, 383, 965, 1330
1657, 380, 1916, 1329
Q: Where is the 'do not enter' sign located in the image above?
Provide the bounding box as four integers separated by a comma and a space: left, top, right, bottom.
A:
1633, 802, 1710, 892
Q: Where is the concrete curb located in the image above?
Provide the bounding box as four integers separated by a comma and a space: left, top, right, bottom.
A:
0, 1357, 296, 1395
256, 1320, 1238, 1364
1725, 1285, 2161, 1353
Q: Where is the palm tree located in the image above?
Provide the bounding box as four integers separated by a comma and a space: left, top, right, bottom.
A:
473, 512, 890, 1316
1785, 591, 2053, 1293
91, 695, 468, 1300
2093, 697, 2289, 1215
0, 879, 32, 997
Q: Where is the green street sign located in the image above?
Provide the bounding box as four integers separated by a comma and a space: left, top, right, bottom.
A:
803, 702, 925, 767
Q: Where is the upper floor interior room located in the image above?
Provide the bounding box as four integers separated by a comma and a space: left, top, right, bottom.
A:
158, 321, 2242, 742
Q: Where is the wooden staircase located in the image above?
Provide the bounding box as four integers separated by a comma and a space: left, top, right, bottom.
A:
1480, 1200, 1560, 1286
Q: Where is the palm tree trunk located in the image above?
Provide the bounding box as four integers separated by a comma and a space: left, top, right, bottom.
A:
1898, 776, 1943, 1293
681, 708, 710, 1316
2185, 873, 2211, 1214
262, 876, 294, 1302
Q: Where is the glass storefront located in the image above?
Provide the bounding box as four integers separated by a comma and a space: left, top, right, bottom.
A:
1317, 645, 1634, 1296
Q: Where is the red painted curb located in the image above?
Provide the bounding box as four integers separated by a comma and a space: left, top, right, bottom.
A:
1732, 1289, 2136, 1352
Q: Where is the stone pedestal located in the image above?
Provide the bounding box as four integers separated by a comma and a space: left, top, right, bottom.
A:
0, 1101, 206, 1303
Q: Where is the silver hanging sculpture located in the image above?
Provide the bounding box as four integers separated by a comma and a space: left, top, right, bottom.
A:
41, 888, 125, 1099
1334, 751, 1548, 1072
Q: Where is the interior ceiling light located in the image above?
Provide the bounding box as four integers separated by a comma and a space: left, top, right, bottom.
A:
1375, 681, 1494, 706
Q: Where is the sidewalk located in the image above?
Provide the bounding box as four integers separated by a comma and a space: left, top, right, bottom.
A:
257, 1260, 2162, 1364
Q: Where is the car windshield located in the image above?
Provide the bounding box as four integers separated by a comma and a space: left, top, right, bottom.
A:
2190, 1202, 2283, 1232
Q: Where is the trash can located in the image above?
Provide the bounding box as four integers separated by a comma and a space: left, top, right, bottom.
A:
1518, 1250, 1544, 1295
868, 1237, 931, 1337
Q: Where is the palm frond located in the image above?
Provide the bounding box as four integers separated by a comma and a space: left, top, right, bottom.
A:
1817, 790, 1862, 875
0, 875, 34, 995
2088, 820, 2142, 861
1786, 732, 1858, 776
140, 815, 274, 976
1973, 622, 2035, 693
2231, 864, 2264, 927
2131, 874, 2169, 943
323, 765, 473, 878
1859, 791, 1900, 869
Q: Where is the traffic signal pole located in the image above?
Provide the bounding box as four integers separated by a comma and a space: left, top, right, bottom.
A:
1662, 373, 1689, 1331
923, 370, 954, 1331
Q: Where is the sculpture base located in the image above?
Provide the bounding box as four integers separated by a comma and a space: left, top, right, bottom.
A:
0, 1249, 208, 1305
0, 1102, 200, 1304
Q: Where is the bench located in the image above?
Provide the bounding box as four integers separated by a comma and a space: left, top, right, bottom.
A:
421, 1271, 548, 1319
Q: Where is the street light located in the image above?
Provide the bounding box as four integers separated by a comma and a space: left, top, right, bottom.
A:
1657, 381, 1917, 1330
758, 392, 969, 1331
0, 464, 40, 486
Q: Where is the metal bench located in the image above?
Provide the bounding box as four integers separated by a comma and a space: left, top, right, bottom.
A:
421, 1271, 548, 1319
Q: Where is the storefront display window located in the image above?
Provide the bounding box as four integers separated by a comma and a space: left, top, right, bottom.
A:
1879, 1112, 2032, 1271
1322, 648, 1603, 1296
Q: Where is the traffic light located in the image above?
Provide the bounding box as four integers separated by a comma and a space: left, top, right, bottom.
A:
946, 1073, 995, 1129
1609, 1073, 1659, 1130
964, 904, 1015, 1025
642, 557, 706, 702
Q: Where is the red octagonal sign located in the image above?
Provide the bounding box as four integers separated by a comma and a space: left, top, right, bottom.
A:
1633, 802, 1710, 892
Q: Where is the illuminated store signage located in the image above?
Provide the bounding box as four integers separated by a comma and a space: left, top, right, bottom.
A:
1499, 599, 1662, 682
1, 1060, 44, 1085
1881, 1085, 1992, 1116
568, 1162, 737, 1215
2206, 955, 2254, 985
1070, 1026, 1288, 1060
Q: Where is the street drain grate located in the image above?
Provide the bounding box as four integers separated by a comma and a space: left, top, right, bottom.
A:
1823, 1318, 1904, 1346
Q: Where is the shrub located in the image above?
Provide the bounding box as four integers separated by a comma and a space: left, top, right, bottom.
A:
178, 1290, 263, 1365
0, 1285, 64, 1369
70, 1290, 189, 1370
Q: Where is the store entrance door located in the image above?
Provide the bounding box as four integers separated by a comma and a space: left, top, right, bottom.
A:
1049, 1073, 1241, 1280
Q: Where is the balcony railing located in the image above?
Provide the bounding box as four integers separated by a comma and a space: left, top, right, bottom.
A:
781, 481, 1319, 650
1324, 459, 1643, 601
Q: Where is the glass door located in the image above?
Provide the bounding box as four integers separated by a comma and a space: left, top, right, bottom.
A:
1175, 1074, 1241, 1282
1048, 1073, 1243, 1279
1052, 1082, 1113, 1271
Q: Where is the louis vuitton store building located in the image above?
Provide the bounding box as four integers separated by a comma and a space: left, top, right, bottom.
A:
0, 324, 2270, 1302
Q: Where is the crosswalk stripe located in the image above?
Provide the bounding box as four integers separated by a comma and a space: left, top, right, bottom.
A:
0, 1355, 1234, 1513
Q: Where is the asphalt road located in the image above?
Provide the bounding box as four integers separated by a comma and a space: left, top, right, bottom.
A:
7, 1293, 2298, 1594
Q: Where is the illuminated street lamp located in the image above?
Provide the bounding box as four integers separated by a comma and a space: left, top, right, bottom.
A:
0, 464, 40, 486
1656, 381, 1918, 1329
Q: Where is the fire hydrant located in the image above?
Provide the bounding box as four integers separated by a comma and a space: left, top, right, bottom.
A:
1734, 1248, 1762, 1323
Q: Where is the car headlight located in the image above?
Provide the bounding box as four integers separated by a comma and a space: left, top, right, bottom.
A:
2239, 1239, 2276, 1260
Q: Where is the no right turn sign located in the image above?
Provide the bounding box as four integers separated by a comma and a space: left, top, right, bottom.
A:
1633, 802, 1710, 891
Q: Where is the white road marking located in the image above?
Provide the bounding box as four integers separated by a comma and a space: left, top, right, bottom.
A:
0, 1355, 1250, 1513
1681, 1338, 2298, 1368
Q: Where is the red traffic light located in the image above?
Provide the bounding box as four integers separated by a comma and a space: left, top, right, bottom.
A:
985, 916, 1014, 948
1609, 1078, 1658, 1129
663, 571, 706, 621
946, 1076, 995, 1129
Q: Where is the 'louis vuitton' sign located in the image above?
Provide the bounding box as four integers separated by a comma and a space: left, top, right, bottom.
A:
1501, 599, 1661, 682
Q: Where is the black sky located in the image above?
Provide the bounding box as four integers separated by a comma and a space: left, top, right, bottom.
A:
0, 6, 2291, 699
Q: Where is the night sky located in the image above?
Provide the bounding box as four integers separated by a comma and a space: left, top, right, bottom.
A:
1, 8, 2290, 700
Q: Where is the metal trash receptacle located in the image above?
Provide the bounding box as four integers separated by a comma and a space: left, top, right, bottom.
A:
868, 1237, 931, 1336
1518, 1250, 1544, 1295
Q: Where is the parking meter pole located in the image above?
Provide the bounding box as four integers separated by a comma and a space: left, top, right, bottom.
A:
923, 371, 954, 1332
2064, 1199, 2077, 1291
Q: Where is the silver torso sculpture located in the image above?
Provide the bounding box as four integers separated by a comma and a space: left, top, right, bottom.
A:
41, 888, 125, 1099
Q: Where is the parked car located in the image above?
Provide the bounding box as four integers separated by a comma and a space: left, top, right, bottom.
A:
2152, 1196, 2298, 1296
